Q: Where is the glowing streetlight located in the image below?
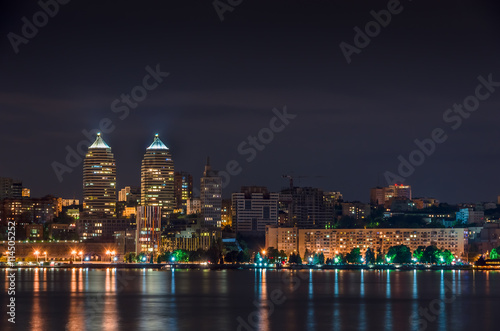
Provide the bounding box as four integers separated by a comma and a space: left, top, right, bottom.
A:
71, 250, 77, 262
34, 251, 40, 263
44, 252, 47, 262
78, 251, 83, 263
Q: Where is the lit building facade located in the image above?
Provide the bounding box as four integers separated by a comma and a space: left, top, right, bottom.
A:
83, 133, 117, 217
187, 198, 202, 215
136, 206, 162, 255
0, 196, 59, 226
200, 158, 222, 228
174, 172, 193, 212
266, 226, 467, 260
141, 134, 175, 219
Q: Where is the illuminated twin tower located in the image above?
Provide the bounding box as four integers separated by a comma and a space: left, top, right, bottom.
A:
83, 133, 174, 218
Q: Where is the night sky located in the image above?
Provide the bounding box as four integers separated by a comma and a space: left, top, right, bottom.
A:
1, 0, 500, 203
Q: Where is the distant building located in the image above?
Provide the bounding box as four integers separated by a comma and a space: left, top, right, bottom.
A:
341, 202, 371, 220
83, 133, 117, 217
122, 206, 137, 218
386, 197, 416, 212
0, 196, 60, 226
118, 186, 140, 204
141, 134, 175, 219
26, 224, 43, 241
62, 199, 80, 207
162, 222, 220, 252
114, 230, 136, 255
456, 208, 485, 225
221, 199, 233, 227
370, 187, 385, 206
136, 206, 162, 255
282, 187, 334, 229
371, 184, 412, 205
232, 186, 279, 236
77, 217, 133, 242
266, 226, 467, 260
67, 209, 80, 220
484, 202, 497, 210
187, 198, 201, 215
413, 198, 440, 210
48, 223, 77, 240
200, 158, 222, 228
0, 178, 23, 200
22, 188, 30, 198
174, 172, 193, 212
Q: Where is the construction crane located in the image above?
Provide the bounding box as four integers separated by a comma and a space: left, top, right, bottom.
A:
282, 174, 326, 191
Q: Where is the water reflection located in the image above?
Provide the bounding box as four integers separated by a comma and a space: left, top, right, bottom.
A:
385, 270, 393, 330
31, 268, 45, 330
7, 268, 500, 331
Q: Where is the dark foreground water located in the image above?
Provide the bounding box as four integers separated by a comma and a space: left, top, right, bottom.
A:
0, 268, 498, 331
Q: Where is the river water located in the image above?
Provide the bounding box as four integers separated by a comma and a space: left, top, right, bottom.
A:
0, 268, 497, 331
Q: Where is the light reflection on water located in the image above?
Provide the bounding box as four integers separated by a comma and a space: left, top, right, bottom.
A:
1, 268, 499, 331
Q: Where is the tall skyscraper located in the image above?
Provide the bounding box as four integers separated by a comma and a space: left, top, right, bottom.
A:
83, 133, 116, 217
200, 158, 222, 228
174, 172, 193, 212
141, 134, 175, 219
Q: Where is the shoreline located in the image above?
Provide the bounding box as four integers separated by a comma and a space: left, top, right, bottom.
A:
0, 263, 482, 271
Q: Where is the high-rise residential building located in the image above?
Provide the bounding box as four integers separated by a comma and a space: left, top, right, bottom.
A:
174, 172, 193, 212
0, 177, 13, 200
83, 133, 117, 217
12, 180, 22, 199
232, 186, 279, 236
136, 206, 162, 256
200, 158, 222, 228
141, 134, 175, 219
0, 177, 23, 200
282, 187, 334, 229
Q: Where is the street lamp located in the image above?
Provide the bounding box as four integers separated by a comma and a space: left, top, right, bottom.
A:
111, 251, 116, 263
44, 252, 47, 262
34, 251, 40, 264
78, 251, 83, 263
106, 250, 111, 262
